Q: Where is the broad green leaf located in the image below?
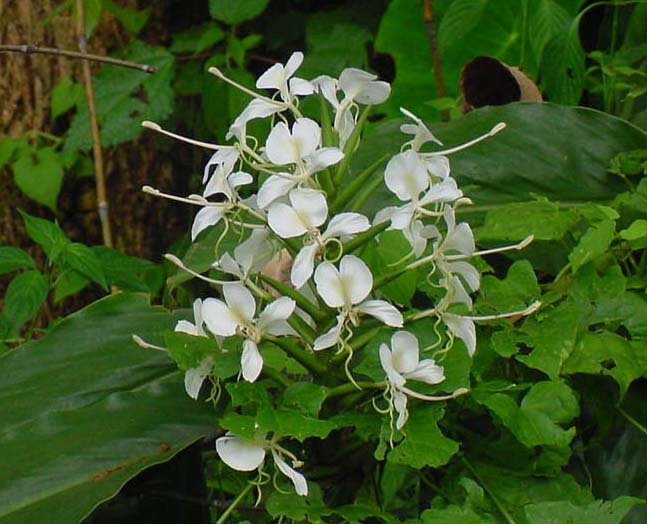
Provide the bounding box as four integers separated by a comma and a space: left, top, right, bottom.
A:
281, 382, 328, 417
91, 246, 157, 293
620, 219, 647, 241
592, 291, 647, 338
51, 77, 83, 118
0, 294, 214, 524
568, 263, 625, 304
422, 505, 497, 524
256, 406, 337, 442
0, 138, 17, 169
101, 0, 151, 35
525, 497, 644, 524
53, 269, 90, 303
352, 104, 647, 216
540, 23, 585, 104
12, 147, 65, 211
528, 0, 572, 76
515, 300, 586, 379
61, 242, 107, 289
226, 380, 271, 407
3, 270, 49, 332
0, 247, 35, 276
569, 219, 616, 273
562, 331, 646, 397
478, 260, 540, 313
208, 0, 269, 25
19, 210, 69, 262
266, 484, 332, 522
165, 331, 239, 378
388, 405, 459, 468
170, 22, 225, 54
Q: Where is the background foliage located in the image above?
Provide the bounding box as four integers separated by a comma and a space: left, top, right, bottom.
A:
0, 0, 646, 523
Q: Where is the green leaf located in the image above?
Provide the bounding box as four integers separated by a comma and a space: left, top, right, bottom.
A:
0, 294, 214, 524
12, 147, 65, 211
82, 0, 102, 37
478, 260, 540, 313
266, 483, 333, 522
388, 404, 459, 468
256, 406, 337, 442
4, 270, 49, 333
91, 246, 156, 293
562, 331, 646, 397
593, 291, 647, 338
170, 22, 225, 54
19, 211, 69, 261
620, 219, 647, 241
422, 505, 497, 524
101, 0, 151, 35
524, 497, 644, 524
540, 24, 585, 104
0, 247, 35, 276
0, 137, 17, 169
51, 77, 83, 118
53, 269, 90, 303
165, 332, 239, 378
281, 382, 328, 417
61, 242, 107, 289
208, 0, 269, 25
516, 300, 586, 379
528, 0, 572, 73
569, 219, 615, 273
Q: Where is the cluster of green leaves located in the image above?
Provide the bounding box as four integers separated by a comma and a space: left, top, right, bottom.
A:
0, 212, 161, 351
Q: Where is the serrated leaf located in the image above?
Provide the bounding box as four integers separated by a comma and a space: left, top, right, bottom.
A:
61, 242, 107, 289
12, 148, 64, 211
524, 497, 644, 524
0, 247, 35, 276
3, 270, 49, 332
256, 407, 337, 442
569, 219, 616, 273
478, 260, 540, 313
388, 404, 459, 468
562, 331, 646, 397
281, 382, 328, 417
592, 291, 647, 338
208, 0, 269, 25
19, 210, 69, 261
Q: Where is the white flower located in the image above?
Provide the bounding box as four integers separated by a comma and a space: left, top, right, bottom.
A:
191, 205, 226, 241
216, 229, 277, 281
379, 331, 445, 429
175, 298, 206, 337
267, 188, 328, 239
227, 98, 284, 141
384, 150, 430, 203
313, 255, 402, 350
216, 432, 308, 496
202, 148, 240, 184
339, 68, 391, 106
256, 51, 314, 103
442, 312, 476, 356
203, 168, 253, 201
201, 283, 295, 382
400, 107, 442, 151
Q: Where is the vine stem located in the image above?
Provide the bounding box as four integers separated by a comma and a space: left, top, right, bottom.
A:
214, 482, 254, 524
0, 44, 156, 73
75, 0, 113, 250
461, 457, 518, 524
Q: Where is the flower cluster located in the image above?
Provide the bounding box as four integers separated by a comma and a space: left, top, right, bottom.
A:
142, 51, 538, 496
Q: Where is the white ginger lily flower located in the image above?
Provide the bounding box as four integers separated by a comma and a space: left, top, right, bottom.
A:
216, 228, 277, 281
202, 283, 295, 382
256, 51, 314, 103
379, 331, 445, 429
313, 255, 402, 350
202, 148, 240, 184
227, 98, 284, 142
204, 168, 253, 201
442, 312, 476, 356
174, 299, 213, 399
400, 107, 442, 151
191, 205, 227, 241
216, 432, 308, 496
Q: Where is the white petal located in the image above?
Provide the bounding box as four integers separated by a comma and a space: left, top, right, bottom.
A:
216, 433, 266, 471
339, 68, 375, 97
445, 222, 475, 256
292, 118, 321, 158
229, 171, 254, 189
406, 359, 445, 385
241, 339, 264, 382
443, 313, 476, 356
339, 255, 373, 305
314, 261, 345, 308
191, 206, 224, 240
268, 202, 308, 238
419, 177, 462, 206
223, 282, 256, 323
272, 450, 308, 496
217, 252, 243, 278
257, 174, 297, 209
390, 330, 420, 374
354, 80, 391, 105
227, 99, 282, 140
257, 62, 285, 90
235, 229, 273, 274
305, 147, 344, 174
379, 343, 405, 387
323, 212, 370, 239
312, 75, 340, 108
446, 261, 480, 292
202, 297, 239, 337
285, 51, 304, 78
313, 314, 345, 350
175, 320, 201, 337
426, 156, 451, 179
184, 357, 213, 399
445, 274, 472, 308
258, 296, 296, 331
291, 244, 319, 288
266, 122, 295, 165
394, 390, 409, 430
203, 149, 239, 183
356, 299, 403, 327
289, 188, 328, 229
289, 77, 314, 96
389, 204, 415, 231
203, 165, 231, 200
384, 150, 429, 202
191, 298, 205, 334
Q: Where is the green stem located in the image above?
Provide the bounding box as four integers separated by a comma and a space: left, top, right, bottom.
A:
334, 105, 372, 186
617, 406, 647, 437
341, 222, 389, 255
330, 154, 388, 214
348, 171, 386, 213
461, 457, 518, 524
265, 334, 326, 375
318, 97, 336, 198
262, 366, 292, 387
214, 482, 254, 524
326, 380, 386, 399
258, 273, 327, 323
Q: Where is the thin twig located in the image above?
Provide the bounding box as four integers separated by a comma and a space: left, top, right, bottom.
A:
422, 0, 449, 122
0, 44, 156, 73
75, 0, 113, 250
